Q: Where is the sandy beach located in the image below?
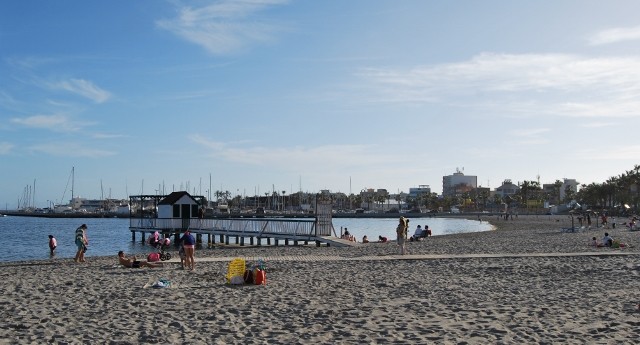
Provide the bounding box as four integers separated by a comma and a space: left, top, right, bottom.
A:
1, 215, 639, 344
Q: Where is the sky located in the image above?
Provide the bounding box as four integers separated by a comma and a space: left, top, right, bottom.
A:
2, 0, 640, 209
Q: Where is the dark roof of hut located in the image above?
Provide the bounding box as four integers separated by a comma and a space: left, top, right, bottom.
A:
158, 191, 195, 205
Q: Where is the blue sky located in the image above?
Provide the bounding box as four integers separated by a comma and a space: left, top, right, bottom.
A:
2, 0, 640, 208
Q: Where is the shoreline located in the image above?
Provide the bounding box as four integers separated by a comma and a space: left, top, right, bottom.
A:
1, 215, 639, 343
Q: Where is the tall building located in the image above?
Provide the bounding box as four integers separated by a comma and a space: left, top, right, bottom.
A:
408, 185, 431, 198
560, 178, 579, 201
442, 168, 477, 197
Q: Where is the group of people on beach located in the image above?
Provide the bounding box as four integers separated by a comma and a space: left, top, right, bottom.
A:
48, 224, 198, 270
591, 232, 626, 248
46, 224, 88, 261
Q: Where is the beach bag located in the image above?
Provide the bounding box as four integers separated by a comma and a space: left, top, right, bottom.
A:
254, 268, 266, 285
147, 253, 160, 262
243, 269, 254, 284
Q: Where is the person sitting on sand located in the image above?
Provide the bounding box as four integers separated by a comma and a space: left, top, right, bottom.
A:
342, 228, 355, 242
117, 251, 163, 268
591, 237, 604, 247
423, 225, 432, 237
602, 233, 613, 247
362, 235, 369, 243
410, 225, 423, 242
378, 235, 388, 243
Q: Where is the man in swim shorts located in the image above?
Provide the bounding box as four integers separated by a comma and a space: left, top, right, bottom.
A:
117, 251, 163, 268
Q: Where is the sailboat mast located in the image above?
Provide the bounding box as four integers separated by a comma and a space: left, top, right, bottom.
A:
71, 166, 75, 202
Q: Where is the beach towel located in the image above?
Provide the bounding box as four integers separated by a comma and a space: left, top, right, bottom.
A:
151, 279, 171, 289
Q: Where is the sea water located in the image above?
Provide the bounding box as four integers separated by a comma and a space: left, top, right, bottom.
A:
0, 215, 493, 262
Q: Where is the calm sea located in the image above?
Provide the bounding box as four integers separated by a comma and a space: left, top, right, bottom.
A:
0, 215, 493, 262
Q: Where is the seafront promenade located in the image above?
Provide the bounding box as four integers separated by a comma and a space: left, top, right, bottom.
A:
1, 215, 638, 344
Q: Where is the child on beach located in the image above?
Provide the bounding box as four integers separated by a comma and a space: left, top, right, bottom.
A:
178, 241, 186, 269
48, 235, 57, 255
378, 235, 388, 243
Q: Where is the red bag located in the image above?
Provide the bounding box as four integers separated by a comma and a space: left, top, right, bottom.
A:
147, 253, 160, 262
254, 269, 266, 285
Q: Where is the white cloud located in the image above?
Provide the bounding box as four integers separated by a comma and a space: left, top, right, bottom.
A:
28, 142, 116, 157
51, 78, 111, 103
357, 53, 640, 119
509, 128, 551, 145
189, 134, 397, 171
157, 0, 289, 55
10, 114, 86, 132
0, 142, 14, 155
578, 145, 640, 160
92, 133, 127, 139
588, 25, 640, 45
579, 122, 616, 128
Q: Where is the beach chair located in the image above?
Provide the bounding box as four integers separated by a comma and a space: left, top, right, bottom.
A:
226, 258, 246, 285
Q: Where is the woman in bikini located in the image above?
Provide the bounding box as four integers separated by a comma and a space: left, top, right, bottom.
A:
180, 230, 196, 270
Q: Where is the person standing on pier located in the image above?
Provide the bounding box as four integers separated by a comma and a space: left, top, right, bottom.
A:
74, 224, 88, 263
180, 230, 196, 270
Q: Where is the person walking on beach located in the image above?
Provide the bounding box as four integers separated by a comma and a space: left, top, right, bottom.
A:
74, 224, 88, 262
180, 230, 196, 270
396, 217, 408, 255
48, 235, 57, 256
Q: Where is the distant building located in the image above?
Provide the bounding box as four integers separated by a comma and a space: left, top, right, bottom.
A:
495, 179, 520, 198
408, 185, 431, 198
442, 168, 477, 197
560, 178, 579, 201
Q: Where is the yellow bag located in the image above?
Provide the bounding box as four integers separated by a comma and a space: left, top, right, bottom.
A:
226, 258, 246, 284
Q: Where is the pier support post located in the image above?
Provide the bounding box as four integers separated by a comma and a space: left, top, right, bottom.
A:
132, 231, 135, 242
219, 234, 224, 243
225, 235, 230, 245
235, 236, 239, 245
267, 238, 271, 245
141, 232, 145, 244
250, 237, 254, 245
285, 239, 289, 246
274, 239, 279, 246
240, 237, 245, 246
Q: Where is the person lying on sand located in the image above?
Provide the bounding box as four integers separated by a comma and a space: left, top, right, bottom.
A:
118, 251, 163, 268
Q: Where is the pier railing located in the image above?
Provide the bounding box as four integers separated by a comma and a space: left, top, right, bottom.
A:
129, 217, 330, 237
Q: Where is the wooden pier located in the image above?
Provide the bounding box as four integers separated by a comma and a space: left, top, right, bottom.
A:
128, 191, 355, 247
